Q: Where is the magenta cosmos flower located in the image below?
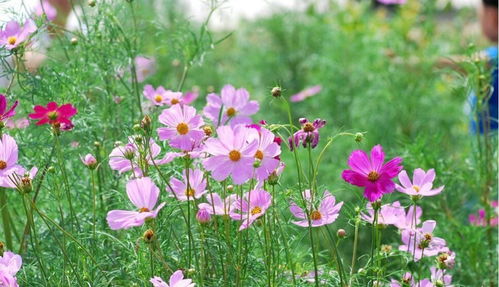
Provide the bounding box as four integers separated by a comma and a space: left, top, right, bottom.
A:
341, 145, 403, 202
0, 251, 22, 287
361, 201, 405, 226
134, 56, 156, 83
289, 118, 326, 151
0, 94, 18, 125
377, 0, 406, 5
0, 19, 36, 50
198, 193, 238, 216
203, 125, 258, 184
168, 169, 207, 201
107, 177, 165, 230
290, 190, 343, 227
469, 201, 499, 226
35, 0, 57, 21
150, 270, 195, 287
143, 85, 186, 107
230, 189, 272, 231
158, 104, 204, 151
290, 85, 322, 102
248, 127, 281, 181
203, 84, 259, 127
109, 137, 173, 174
396, 168, 444, 197
399, 220, 448, 261
28, 102, 77, 127
0, 134, 21, 178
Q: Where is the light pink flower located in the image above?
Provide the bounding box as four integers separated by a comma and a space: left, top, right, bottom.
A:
5, 118, 28, 129
0, 251, 22, 287
168, 169, 207, 201
203, 84, 259, 127
198, 193, 238, 216
0, 166, 37, 189
143, 85, 170, 106
134, 56, 156, 83
106, 177, 165, 230
393, 205, 422, 230
81, 153, 97, 168
430, 267, 453, 286
361, 201, 405, 226
230, 189, 272, 231
203, 125, 258, 184
183, 90, 199, 105
150, 270, 195, 287
248, 127, 281, 181
396, 168, 444, 197
196, 208, 211, 223
0, 134, 21, 178
399, 220, 449, 261
290, 190, 343, 227
377, 0, 406, 5
290, 85, 322, 102
157, 104, 205, 151
0, 19, 36, 50
35, 0, 57, 21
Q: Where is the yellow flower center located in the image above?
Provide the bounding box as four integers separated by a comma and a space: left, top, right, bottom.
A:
185, 187, 195, 197
7, 36, 16, 45
412, 185, 420, 192
229, 150, 241, 162
0, 160, 6, 170
303, 122, 315, 132
139, 207, 150, 213
226, 107, 236, 117
171, 98, 180, 105
251, 206, 262, 215
154, 94, 163, 103
255, 150, 264, 160
310, 210, 322, 220
176, 122, 189, 135
367, 171, 380, 182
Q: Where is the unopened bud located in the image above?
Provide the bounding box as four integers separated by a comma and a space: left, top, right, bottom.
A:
94, 141, 101, 148
203, 126, 213, 137
47, 166, 55, 173
143, 229, 154, 243
435, 280, 444, 287
271, 86, 282, 98
88, 0, 96, 7
141, 115, 152, 132
81, 154, 98, 170
337, 229, 346, 238
20, 176, 33, 193
267, 171, 279, 185
70, 37, 78, 45
371, 200, 382, 211
196, 208, 211, 224
0, 241, 4, 256
227, 185, 234, 191
133, 124, 141, 132
354, 132, 363, 143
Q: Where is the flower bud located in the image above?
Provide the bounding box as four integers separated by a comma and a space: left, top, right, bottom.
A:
337, 229, 346, 238
267, 171, 279, 185
47, 166, 55, 173
354, 132, 364, 143
143, 229, 154, 243
196, 208, 211, 224
20, 175, 33, 193
88, 0, 96, 7
94, 141, 101, 148
81, 154, 98, 170
371, 200, 382, 211
0, 241, 4, 256
70, 37, 78, 45
271, 86, 282, 98
227, 185, 234, 191
203, 125, 213, 137
435, 280, 444, 287
133, 124, 141, 132
141, 115, 152, 133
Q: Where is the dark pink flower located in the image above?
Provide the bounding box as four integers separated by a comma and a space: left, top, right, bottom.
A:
288, 118, 326, 150
28, 102, 77, 127
469, 201, 499, 227
0, 94, 18, 124
341, 145, 403, 202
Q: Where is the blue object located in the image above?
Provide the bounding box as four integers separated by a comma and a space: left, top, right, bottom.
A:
469, 46, 498, 133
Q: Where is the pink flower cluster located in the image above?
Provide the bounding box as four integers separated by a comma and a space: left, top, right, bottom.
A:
0, 251, 22, 287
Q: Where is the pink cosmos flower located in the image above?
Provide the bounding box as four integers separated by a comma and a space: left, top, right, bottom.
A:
0, 251, 22, 287
143, 85, 170, 106
290, 190, 343, 227
109, 138, 173, 174
0, 134, 21, 178
157, 104, 205, 151
469, 201, 498, 226
198, 193, 238, 216
0, 19, 36, 50
377, 0, 406, 5
390, 272, 414, 287
288, 118, 326, 151
393, 205, 423, 230
203, 84, 259, 127
0, 166, 37, 189
150, 270, 195, 287
399, 220, 448, 261
0, 94, 18, 124
203, 125, 258, 184
230, 189, 272, 231
430, 267, 453, 286
81, 154, 97, 169
248, 127, 281, 181
28, 102, 77, 127
396, 168, 444, 197
168, 169, 207, 201
134, 56, 156, 83
35, 0, 57, 21
5, 118, 28, 129
183, 90, 199, 105
361, 201, 405, 226
341, 145, 403, 202
106, 177, 165, 230
290, 85, 322, 102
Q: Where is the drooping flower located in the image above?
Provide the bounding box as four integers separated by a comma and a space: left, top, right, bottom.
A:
150, 270, 195, 287
230, 189, 272, 231
134, 56, 156, 83
109, 137, 173, 174
81, 154, 97, 169
396, 168, 444, 198
203, 84, 259, 127
399, 220, 449, 261
198, 193, 238, 216
0, 19, 36, 50
393, 205, 423, 230
290, 190, 343, 227
0, 95, 18, 125
288, 118, 326, 150
0, 134, 21, 178
468, 201, 499, 226
203, 125, 258, 184
157, 104, 205, 151
290, 85, 322, 102
168, 169, 207, 201
106, 177, 165, 230
361, 201, 405, 226
28, 102, 77, 127
0, 251, 22, 287
248, 127, 281, 181
34, 0, 57, 21
341, 145, 403, 202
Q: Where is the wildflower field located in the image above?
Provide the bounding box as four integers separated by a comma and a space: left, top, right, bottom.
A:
0, 0, 497, 286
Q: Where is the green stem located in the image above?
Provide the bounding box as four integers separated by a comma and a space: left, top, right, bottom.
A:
0, 189, 13, 249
